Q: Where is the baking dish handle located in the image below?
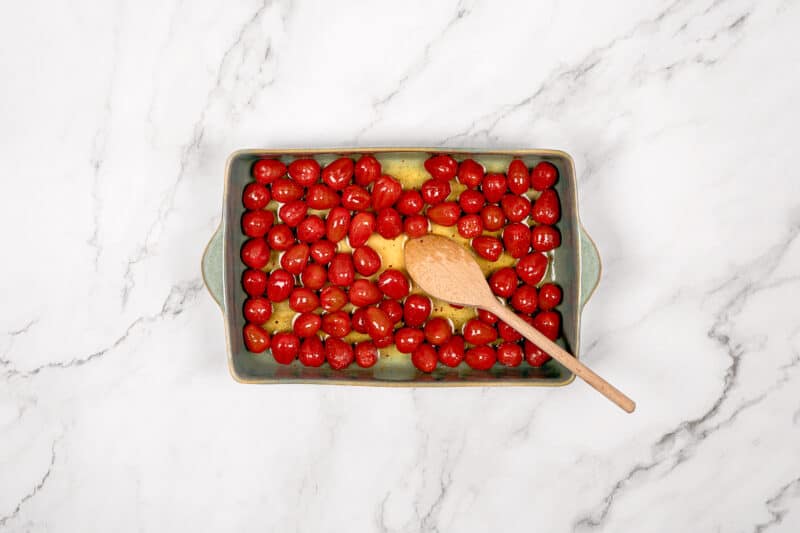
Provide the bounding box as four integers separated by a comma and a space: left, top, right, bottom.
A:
579, 225, 602, 308
202, 224, 224, 309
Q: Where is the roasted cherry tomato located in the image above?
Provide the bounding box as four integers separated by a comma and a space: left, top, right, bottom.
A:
524, 341, 551, 367
438, 335, 465, 367
266, 224, 294, 251
458, 189, 485, 214
427, 202, 460, 226
288, 158, 321, 186
534, 311, 560, 340
365, 307, 393, 340
482, 173, 507, 203
507, 159, 529, 195
396, 190, 424, 215
511, 285, 538, 314
325, 337, 354, 369
463, 318, 498, 345
296, 215, 325, 243
412, 343, 438, 372
395, 327, 425, 353
457, 214, 483, 239
326, 207, 351, 243
270, 178, 303, 202
322, 310, 351, 338
503, 223, 531, 258
266, 269, 294, 302
341, 185, 371, 211
307, 184, 340, 209
299, 336, 325, 367
497, 342, 523, 367
421, 178, 450, 205
349, 279, 382, 307
372, 175, 403, 210
488, 267, 517, 298
253, 159, 286, 184
354, 155, 381, 186
280, 243, 310, 275
319, 285, 347, 312
480, 205, 505, 231
424, 154, 457, 181
376, 207, 403, 239
516, 253, 548, 286
241, 238, 270, 269
531, 189, 560, 225
531, 161, 558, 190
271, 332, 300, 364
243, 182, 270, 209
403, 294, 431, 327
243, 324, 270, 353
472, 235, 503, 261
322, 157, 354, 190
377, 269, 410, 299
424, 317, 452, 345
530, 225, 560, 252
500, 194, 531, 223
348, 212, 376, 247
465, 345, 496, 370
457, 158, 484, 189
403, 214, 428, 238
310, 240, 336, 264
244, 297, 272, 324
538, 283, 562, 310
355, 341, 379, 368
378, 299, 403, 324
289, 287, 319, 313
352, 245, 381, 276
242, 269, 268, 296
328, 253, 355, 286
294, 312, 322, 338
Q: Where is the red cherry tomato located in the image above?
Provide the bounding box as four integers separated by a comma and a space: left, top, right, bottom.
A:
243, 324, 270, 353
395, 327, 425, 353
353, 245, 382, 276
538, 283, 562, 310
266, 224, 294, 251
241, 238, 270, 269
266, 269, 294, 302
403, 294, 431, 327
280, 243, 309, 275
242, 210, 274, 238
244, 297, 272, 324
270, 178, 303, 202
524, 341, 551, 367
271, 332, 300, 364
516, 253, 549, 285
500, 194, 531, 223
421, 178, 450, 205
365, 307, 393, 340
296, 215, 325, 243
427, 202, 461, 226
242, 269, 267, 296
438, 335, 465, 367
322, 310, 351, 338
465, 345, 496, 370
403, 215, 429, 238
457, 158, 484, 189
289, 287, 319, 313
498, 314, 533, 342
480, 205, 506, 231
288, 158, 320, 186
299, 336, 325, 367
530, 225, 560, 252
341, 185, 371, 211
319, 285, 347, 312
352, 308, 369, 333
378, 299, 403, 324
458, 189, 485, 214
348, 212, 376, 247
322, 157, 354, 190
531, 189, 560, 225
252, 159, 286, 184
310, 240, 336, 264
534, 311, 560, 340
424, 317, 452, 345
457, 214, 483, 239
489, 267, 517, 297
294, 312, 322, 338
396, 190, 424, 215
477, 309, 499, 325
511, 285, 538, 314
243, 182, 270, 209
503, 223, 531, 258
531, 161, 558, 191
424, 154, 457, 181
412, 343, 438, 372
497, 342, 523, 367
377, 269, 410, 299
507, 159, 529, 195
307, 184, 340, 209
354, 155, 381, 186
463, 318, 498, 345
328, 253, 355, 286
376, 207, 403, 239
482, 173, 507, 203
355, 341, 379, 368
278, 200, 307, 227
326, 207, 351, 242
349, 279, 382, 307
325, 337, 354, 369
472, 235, 503, 261
372, 175, 402, 210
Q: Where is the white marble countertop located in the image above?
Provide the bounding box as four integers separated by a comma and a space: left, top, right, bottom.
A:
2, 0, 799, 531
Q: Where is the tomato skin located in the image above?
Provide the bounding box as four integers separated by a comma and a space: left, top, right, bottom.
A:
266, 269, 294, 302
427, 202, 461, 226
534, 311, 561, 340
241, 238, 270, 269
352, 245, 382, 276
341, 185, 371, 211
395, 327, 425, 353
280, 243, 310, 275
349, 279, 382, 307
299, 336, 325, 367
472, 236, 503, 261
532, 189, 560, 225
507, 159, 529, 195
325, 337, 354, 370
310, 240, 336, 264
510, 285, 538, 314
354, 155, 381, 186
403, 294, 431, 327
500, 194, 531, 223
421, 179, 450, 205
458, 189, 485, 214
242, 269, 267, 296
531, 161, 558, 190
530, 225, 561, 252
457, 214, 483, 239
243, 324, 270, 353
319, 286, 347, 312
378, 300, 403, 324
322, 157, 354, 190
321, 310, 351, 338
516, 253, 549, 286
538, 283, 562, 310
270, 178, 303, 202
403, 214, 429, 238
480, 205, 505, 231
244, 297, 272, 324
289, 287, 319, 313
438, 335, 465, 367
296, 215, 325, 243
328, 253, 355, 286
271, 332, 300, 364
307, 184, 340, 209
376, 207, 403, 239
396, 190, 424, 215
482, 173, 507, 203
253, 159, 286, 184
377, 269, 410, 299
349, 212, 376, 248
372, 175, 403, 210
503, 223, 531, 258
457, 158, 484, 189
424, 154, 457, 181
267, 225, 294, 251
424, 317, 452, 345
465, 345, 496, 370
288, 158, 321, 186
497, 342, 523, 367
355, 341, 379, 368
293, 312, 321, 338
326, 207, 351, 243
243, 182, 270, 209
412, 343, 438, 372
365, 307, 393, 340
463, 318, 498, 345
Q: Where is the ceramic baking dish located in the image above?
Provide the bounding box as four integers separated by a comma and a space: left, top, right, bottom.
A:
202, 148, 601, 386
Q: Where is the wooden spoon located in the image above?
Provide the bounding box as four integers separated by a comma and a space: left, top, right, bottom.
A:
404, 234, 635, 413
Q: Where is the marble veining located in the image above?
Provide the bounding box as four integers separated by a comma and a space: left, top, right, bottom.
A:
1, 0, 799, 531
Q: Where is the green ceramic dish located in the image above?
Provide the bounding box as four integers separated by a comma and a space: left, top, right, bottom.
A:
202, 148, 601, 386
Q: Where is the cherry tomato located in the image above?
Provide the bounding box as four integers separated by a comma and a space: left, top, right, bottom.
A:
280, 243, 309, 275
242, 208, 274, 238
489, 267, 517, 298
524, 341, 550, 367
424, 154, 457, 181
322, 310, 351, 338
288, 158, 321, 186
438, 335, 465, 367
310, 240, 336, 264
458, 189, 485, 214
352, 308, 369, 333
241, 238, 270, 269
372, 175, 402, 210
530, 225, 560, 252
348, 212, 376, 247
349, 279, 382, 307
341, 185, 371, 211
243, 182, 270, 209
266, 269, 294, 302
424, 317, 452, 345
427, 202, 460, 226
325, 337, 354, 369
480, 205, 505, 231
500, 194, 531, 223
271, 332, 300, 364
270, 178, 303, 202
477, 309, 499, 325
296, 215, 325, 243
244, 297, 272, 324
472, 235, 503, 261
538, 283, 562, 310
266, 224, 294, 251
319, 285, 347, 312
354, 154, 381, 186
322, 157, 354, 190
498, 314, 533, 342
378, 299, 403, 324
299, 336, 325, 367
516, 253, 548, 286
457, 214, 483, 239
534, 311, 560, 340
457, 158, 484, 189
395, 327, 425, 353
377, 269, 410, 299
496, 342, 523, 367
307, 184, 340, 209
531, 161, 557, 190
253, 159, 286, 184
463, 318, 498, 345
403, 294, 431, 327
355, 341, 379, 368
503, 223, 531, 258
289, 287, 319, 313
326, 207, 351, 242
365, 306, 393, 340
278, 200, 307, 227
482, 173, 507, 203
403, 214, 429, 238
294, 312, 322, 338
412, 343, 438, 372
511, 285, 538, 314
353, 245, 382, 276
531, 189, 560, 225
396, 190, 424, 215
507, 159, 529, 195
242, 269, 267, 296
328, 253, 355, 286
421, 178, 450, 205
465, 345, 496, 370
243, 324, 270, 353
377, 207, 403, 239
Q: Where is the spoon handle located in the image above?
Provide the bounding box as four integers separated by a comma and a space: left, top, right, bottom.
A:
487, 303, 636, 413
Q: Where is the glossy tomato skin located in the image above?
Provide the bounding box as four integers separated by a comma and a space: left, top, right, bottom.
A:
457, 214, 483, 239
299, 336, 325, 367
242, 269, 267, 296
377, 269, 410, 299
253, 159, 286, 184
266, 269, 294, 302
482, 173, 507, 203
325, 337, 354, 370
395, 327, 425, 353
458, 189, 485, 214
516, 253, 549, 286
457, 159, 484, 189
341, 185, 371, 211
243, 182, 270, 209
296, 215, 325, 243
349, 279, 382, 307
489, 267, 518, 298
243, 324, 270, 353
280, 243, 310, 275
403, 294, 431, 327
477, 309, 499, 325
531, 189, 560, 225
241, 238, 270, 269
288, 158, 321, 186
289, 287, 319, 313
365, 307, 393, 340
328, 253, 355, 286
267, 224, 294, 251
372, 175, 403, 210
500, 194, 531, 223
326, 207, 351, 242
472, 236, 503, 261
376, 207, 403, 239
530, 225, 560, 252
425, 154, 457, 181
271, 332, 300, 364
300, 263, 327, 289
396, 190, 424, 215
322, 157, 354, 190
293, 312, 321, 337
480, 205, 505, 231
319, 286, 347, 312
503, 223, 531, 258
427, 202, 461, 226
507, 159, 529, 195
424, 317, 452, 345
534, 311, 561, 340
524, 341, 551, 367
244, 297, 272, 324
465, 345, 496, 370
355, 341, 379, 368
403, 214, 428, 238
531, 161, 558, 191
278, 200, 307, 227
497, 342, 523, 367
270, 178, 303, 202
310, 240, 336, 264
352, 245, 381, 276
352, 308, 369, 333
322, 310, 351, 338
354, 155, 381, 186
538, 283, 562, 310
348, 212, 376, 247
463, 318, 498, 345
511, 285, 538, 314
438, 335, 465, 367
421, 179, 450, 205
378, 300, 403, 324
307, 184, 340, 209
412, 343, 438, 372
498, 314, 533, 342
